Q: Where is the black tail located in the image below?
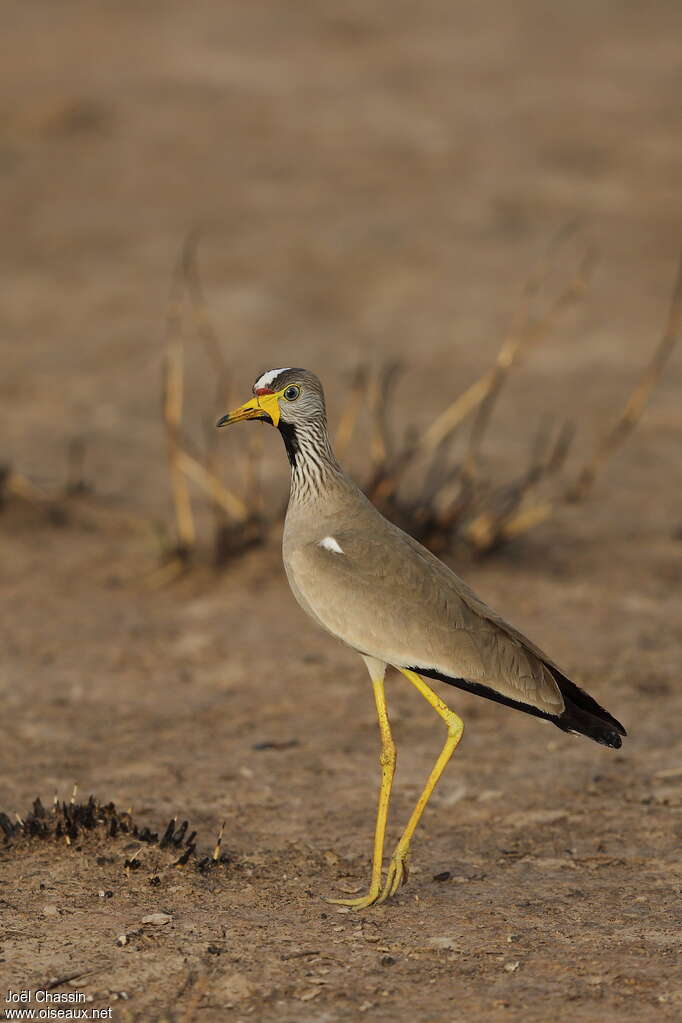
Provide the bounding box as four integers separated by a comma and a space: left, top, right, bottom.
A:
551, 669, 626, 749
408, 666, 627, 750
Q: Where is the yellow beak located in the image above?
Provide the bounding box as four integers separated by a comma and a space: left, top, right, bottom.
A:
216, 392, 281, 429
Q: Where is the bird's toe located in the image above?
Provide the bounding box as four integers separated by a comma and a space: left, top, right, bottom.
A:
323, 890, 382, 910
375, 852, 409, 904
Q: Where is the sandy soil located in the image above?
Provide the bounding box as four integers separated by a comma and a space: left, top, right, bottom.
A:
1, 2, 682, 1021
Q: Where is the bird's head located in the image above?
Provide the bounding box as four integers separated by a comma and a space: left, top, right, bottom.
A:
216, 368, 326, 431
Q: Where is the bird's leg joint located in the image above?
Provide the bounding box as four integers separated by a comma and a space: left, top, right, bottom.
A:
443, 710, 464, 740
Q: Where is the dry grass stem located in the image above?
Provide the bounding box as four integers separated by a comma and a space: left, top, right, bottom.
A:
6, 238, 670, 571
2, 469, 50, 503
162, 342, 196, 553
176, 448, 249, 521
212, 821, 226, 862
422, 245, 594, 458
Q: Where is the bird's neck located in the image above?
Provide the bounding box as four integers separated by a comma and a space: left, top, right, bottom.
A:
279, 418, 344, 506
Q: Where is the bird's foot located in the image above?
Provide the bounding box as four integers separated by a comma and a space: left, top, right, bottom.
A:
374, 847, 410, 904
323, 888, 382, 910
324, 848, 410, 909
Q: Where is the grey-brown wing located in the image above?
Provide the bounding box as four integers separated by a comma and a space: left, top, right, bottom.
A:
287, 526, 564, 715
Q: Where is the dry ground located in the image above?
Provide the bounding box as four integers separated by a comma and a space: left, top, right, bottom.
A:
1, 2, 682, 1021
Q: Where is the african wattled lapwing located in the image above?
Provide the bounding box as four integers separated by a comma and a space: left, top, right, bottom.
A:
217, 368, 626, 907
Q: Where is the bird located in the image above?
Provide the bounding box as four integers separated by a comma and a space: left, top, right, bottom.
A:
217, 367, 626, 908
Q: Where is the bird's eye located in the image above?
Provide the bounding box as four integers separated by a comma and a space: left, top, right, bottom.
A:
283, 385, 301, 401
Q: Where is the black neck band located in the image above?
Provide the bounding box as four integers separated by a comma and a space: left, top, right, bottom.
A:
278, 421, 300, 467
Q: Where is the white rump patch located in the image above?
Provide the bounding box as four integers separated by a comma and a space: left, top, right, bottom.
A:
319, 536, 344, 555
254, 367, 291, 390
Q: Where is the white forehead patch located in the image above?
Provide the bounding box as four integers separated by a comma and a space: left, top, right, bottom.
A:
319, 536, 344, 555
254, 368, 292, 391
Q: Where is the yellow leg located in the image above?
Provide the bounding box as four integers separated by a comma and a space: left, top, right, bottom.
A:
376, 668, 464, 904
325, 670, 396, 909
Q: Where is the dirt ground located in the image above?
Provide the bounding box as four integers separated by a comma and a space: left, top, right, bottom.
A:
1, 2, 682, 1021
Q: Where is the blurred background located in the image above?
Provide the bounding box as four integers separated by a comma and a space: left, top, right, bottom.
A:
1, 2, 681, 1018
1, 0, 680, 517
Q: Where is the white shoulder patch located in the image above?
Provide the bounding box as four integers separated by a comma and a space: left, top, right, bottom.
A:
254, 367, 291, 390
319, 536, 344, 555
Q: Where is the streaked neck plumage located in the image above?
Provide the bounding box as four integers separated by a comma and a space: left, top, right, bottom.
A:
280, 416, 345, 508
